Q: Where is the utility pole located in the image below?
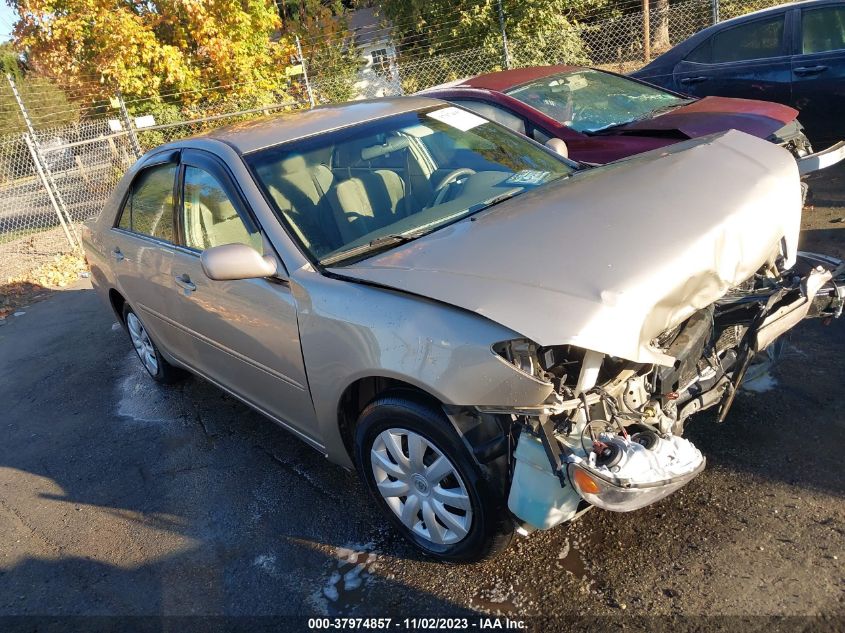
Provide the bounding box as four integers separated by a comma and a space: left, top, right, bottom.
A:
6, 73, 79, 249
497, 0, 511, 70
643, 0, 651, 63
295, 35, 316, 108
117, 91, 143, 159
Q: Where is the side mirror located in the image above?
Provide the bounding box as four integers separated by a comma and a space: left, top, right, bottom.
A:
545, 138, 569, 159
201, 243, 278, 281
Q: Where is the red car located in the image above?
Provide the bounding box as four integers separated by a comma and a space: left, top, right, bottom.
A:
421, 64, 840, 166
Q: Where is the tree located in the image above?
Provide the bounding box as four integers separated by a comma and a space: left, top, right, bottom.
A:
378, 0, 611, 71
0, 42, 79, 135
650, 0, 671, 54
9, 0, 297, 104
276, 0, 362, 103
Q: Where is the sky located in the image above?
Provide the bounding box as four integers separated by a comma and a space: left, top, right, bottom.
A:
0, 4, 16, 42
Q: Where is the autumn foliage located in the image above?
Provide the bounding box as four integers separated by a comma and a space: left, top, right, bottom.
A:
11, 0, 297, 102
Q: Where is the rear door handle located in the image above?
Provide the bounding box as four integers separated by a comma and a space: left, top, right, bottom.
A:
680, 76, 708, 84
112, 247, 124, 262
794, 65, 828, 75
174, 274, 196, 293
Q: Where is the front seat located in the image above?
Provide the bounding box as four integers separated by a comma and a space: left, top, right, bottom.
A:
329, 139, 411, 243
257, 154, 343, 254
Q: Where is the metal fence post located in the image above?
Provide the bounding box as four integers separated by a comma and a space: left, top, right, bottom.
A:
6, 73, 79, 250
642, 0, 651, 63
295, 36, 316, 108
22, 133, 77, 249
497, 0, 512, 69
117, 92, 143, 159
711, 0, 720, 24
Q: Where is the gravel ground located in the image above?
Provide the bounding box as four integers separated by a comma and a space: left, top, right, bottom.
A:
1, 166, 844, 631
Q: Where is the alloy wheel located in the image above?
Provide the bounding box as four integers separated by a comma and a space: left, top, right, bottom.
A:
126, 312, 159, 376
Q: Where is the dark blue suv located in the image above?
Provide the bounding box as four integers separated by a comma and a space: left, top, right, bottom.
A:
632, 0, 845, 147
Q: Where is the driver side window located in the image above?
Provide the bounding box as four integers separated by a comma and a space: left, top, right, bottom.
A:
181, 166, 262, 252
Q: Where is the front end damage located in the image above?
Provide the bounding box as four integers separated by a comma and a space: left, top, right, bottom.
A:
333, 130, 844, 531
488, 253, 844, 532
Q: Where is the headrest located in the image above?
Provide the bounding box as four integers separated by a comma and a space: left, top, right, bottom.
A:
280, 154, 307, 174
361, 136, 410, 161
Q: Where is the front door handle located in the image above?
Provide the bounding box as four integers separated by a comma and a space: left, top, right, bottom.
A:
112, 247, 124, 262
680, 76, 708, 84
794, 65, 828, 76
174, 274, 197, 293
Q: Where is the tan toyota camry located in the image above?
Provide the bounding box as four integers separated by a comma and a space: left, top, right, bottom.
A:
83, 97, 845, 561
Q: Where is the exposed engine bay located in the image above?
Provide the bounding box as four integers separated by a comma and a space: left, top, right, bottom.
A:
500, 251, 845, 531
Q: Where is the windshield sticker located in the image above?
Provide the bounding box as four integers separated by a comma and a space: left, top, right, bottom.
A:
505, 170, 551, 186
427, 107, 487, 132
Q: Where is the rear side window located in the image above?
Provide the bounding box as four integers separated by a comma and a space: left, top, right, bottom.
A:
802, 6, 845, 54
709, 16, 785, 63
116, 163, 177, 242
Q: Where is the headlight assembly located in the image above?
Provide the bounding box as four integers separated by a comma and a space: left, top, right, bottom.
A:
492, 338, 545, 380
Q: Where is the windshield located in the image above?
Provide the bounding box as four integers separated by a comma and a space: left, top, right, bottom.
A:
246, 106, 573, 266
506, 69, 687, 134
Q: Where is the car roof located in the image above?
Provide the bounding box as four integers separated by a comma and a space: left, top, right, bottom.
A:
201, 96, 443, 154
680, 0, 838, 42
457, 64, 581, 92
721, 0, 834, 23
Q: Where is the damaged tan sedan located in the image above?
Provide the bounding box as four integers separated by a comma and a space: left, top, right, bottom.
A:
82, 97, 845, 561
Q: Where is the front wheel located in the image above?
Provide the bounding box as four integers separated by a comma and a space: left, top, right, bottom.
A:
354, 396, 512, 562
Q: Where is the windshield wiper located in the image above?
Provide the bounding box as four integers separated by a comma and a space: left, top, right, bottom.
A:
469, 188, 524, 214
320, 232, 420, 267
321, 189, 526, 267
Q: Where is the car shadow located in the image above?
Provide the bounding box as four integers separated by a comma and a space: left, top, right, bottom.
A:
0, 285, 481, 619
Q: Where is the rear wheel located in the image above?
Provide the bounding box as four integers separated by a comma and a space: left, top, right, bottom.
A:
354, 395, 512, 562
122, 304, 183, 384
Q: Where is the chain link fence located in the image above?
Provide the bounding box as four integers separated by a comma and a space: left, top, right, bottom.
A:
0, 0, 792, 283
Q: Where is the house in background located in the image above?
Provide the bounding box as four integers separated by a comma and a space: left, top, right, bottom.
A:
348, 6, 402, 99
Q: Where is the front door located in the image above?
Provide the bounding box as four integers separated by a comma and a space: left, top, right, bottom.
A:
791, 3, 845, 146
168, 149, 318, 444
673, 12, 792, 104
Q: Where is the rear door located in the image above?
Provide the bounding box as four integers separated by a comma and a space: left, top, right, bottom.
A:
169, 149, 319, 443
109, 154, 183, 355
673, 11, 793, 104
791, 3, 845, 146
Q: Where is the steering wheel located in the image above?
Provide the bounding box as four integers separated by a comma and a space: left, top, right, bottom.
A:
429, 168, 477, 208
433, 168, 476, 193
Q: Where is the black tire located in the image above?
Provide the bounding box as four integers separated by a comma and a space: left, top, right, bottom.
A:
354, 394, 513, 562
122, 304, 184, 384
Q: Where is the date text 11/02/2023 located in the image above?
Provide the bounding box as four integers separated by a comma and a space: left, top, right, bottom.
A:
307, 617, 527, 629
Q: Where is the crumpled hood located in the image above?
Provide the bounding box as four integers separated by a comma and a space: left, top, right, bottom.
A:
610, 96, 798, 140
330, 131, 802, 366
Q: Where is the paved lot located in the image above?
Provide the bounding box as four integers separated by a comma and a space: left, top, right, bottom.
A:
1, 167, 844, 628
